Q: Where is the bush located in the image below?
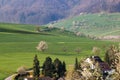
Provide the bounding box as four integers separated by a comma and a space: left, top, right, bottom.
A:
17, 66, 26, 75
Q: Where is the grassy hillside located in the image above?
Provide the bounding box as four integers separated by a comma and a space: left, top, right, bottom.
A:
0, 23, 118, 79
52, 13, 120, 37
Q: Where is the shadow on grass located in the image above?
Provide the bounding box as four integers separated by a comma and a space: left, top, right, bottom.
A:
0, 27, 52, 35
46, 52, 77, 56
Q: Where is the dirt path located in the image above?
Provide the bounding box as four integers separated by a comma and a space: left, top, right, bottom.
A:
5, 74, 16, 80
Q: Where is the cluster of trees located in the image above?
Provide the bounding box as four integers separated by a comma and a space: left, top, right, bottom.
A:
72, 57, 106, 80
15, 55, 66, 80
42, 57, 66, 79
33, 55, 66, 79
69, 44, 120, 80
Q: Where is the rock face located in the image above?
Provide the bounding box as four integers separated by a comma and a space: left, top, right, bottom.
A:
0, 0, 120, 25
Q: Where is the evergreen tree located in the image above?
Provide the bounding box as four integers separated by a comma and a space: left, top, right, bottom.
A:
62, 61, 66, 72
62, 61, 66, 76
42, 57, 54, 77
104, 50, 110, 65
33, 55, 40, 78
53, 58, 60, 77
75, 57, 79, 70
53, 58, 65, 78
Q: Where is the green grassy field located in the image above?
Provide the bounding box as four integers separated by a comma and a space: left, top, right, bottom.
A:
52, 13, 120, 36
0, 23, 118, 79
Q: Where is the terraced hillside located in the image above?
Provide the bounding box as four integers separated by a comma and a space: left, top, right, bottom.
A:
0, 23, 118, 79
52, 13, 120, 38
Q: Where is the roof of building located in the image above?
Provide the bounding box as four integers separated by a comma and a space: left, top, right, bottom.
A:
93, 56, 103, 62
99, 62, 111, 71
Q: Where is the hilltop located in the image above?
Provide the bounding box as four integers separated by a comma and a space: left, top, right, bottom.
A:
51, 13, 120, 40
0, 0, 120, 24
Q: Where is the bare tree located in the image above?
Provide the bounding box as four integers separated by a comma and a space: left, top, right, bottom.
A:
92, 47, 101, 56
35, 26, 41, 32
36, 41, 48, 52
75, 47, 81, 54
76, 32, 81, 36
48, 24, 54, 29
62, 46, 67, 52
60, 26, 65, 32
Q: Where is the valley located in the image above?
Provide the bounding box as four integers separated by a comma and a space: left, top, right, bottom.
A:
0, 0, 120, 79
0, 23, 118, 79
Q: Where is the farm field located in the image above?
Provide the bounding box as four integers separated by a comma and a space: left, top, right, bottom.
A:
0, 23, 118, 79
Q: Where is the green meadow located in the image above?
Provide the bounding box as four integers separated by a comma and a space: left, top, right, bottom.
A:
0, 23, 118, 79
52, 13, 120, 36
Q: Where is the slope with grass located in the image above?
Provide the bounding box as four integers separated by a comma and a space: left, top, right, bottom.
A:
52, 13, 120, 37
0, 23, 118, 79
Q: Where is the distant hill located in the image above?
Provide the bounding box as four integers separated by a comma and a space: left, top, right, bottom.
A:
70, 0, 120, 16
51, 13, 120, 39
0, 0, 120, 25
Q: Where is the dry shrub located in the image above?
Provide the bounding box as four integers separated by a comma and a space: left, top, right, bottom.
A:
17, 66, 26, 75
